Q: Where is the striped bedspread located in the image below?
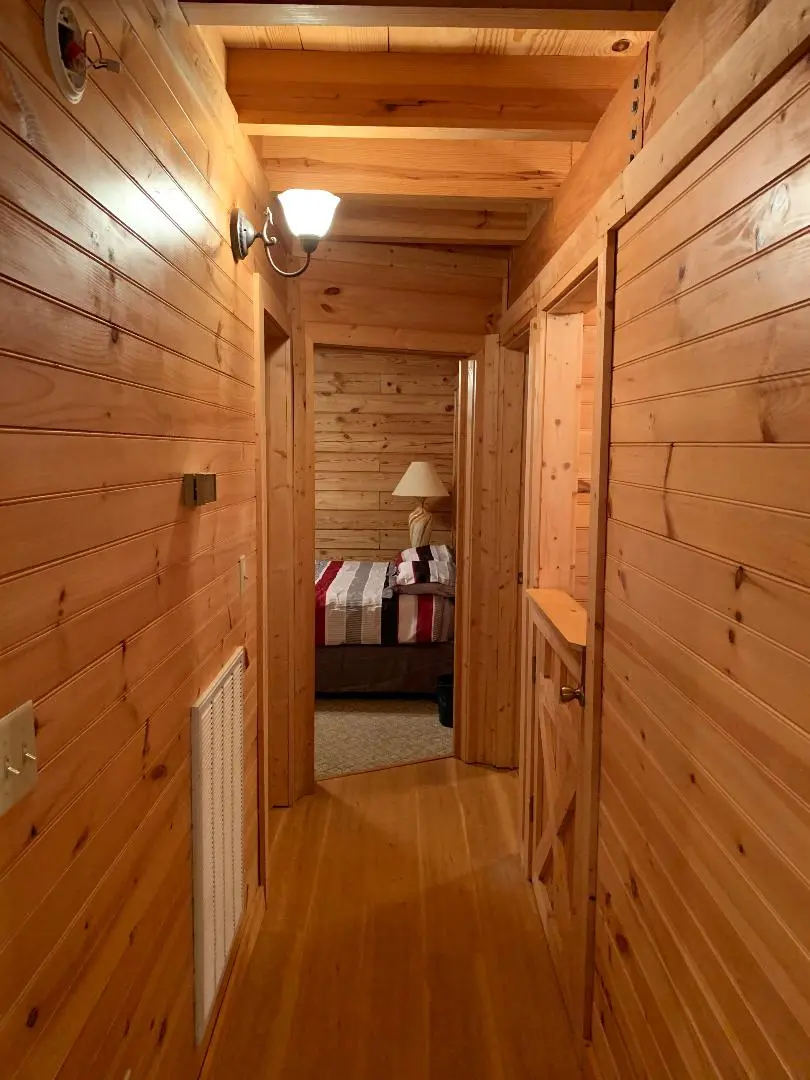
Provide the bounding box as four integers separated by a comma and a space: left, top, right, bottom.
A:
315, 560, 454, 646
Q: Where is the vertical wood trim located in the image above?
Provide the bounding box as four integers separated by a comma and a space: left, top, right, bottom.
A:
458, 337, 524, 768
519, 316, 546, 873
252, 274, 271, 885
471, 337, 501, 762
523, 316, 547, 592
495, 346, 525, 767
573, 232, 616, 1044
266, 338, 295, 807
454, 353, 478, 759
291, 286, 316, 799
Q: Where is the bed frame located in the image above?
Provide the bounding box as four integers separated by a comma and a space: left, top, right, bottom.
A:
316, 643, 454, 696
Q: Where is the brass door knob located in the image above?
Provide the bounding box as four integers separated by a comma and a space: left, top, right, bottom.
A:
560, 684, 585, 707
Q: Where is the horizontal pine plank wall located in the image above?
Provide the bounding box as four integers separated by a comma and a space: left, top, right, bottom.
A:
301, 239, 505, 358
0, 1, 286, 1077
302, 240, 505, 560
315, 347, 457, 560
591, 55, 810, 1080
507, 0, 775, 303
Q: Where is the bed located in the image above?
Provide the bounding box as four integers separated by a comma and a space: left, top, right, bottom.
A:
315, 558, 455, 695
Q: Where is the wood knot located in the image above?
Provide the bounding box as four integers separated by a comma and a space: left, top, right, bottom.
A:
72, 827, 90, 857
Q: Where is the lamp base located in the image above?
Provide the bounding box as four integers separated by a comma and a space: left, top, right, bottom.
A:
408, 502, 433, 548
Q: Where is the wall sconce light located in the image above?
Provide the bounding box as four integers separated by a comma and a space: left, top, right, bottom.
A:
230, 189, 340, 278
44, 0, 120, 105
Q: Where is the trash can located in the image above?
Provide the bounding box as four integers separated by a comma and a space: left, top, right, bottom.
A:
437, 674, 454, 728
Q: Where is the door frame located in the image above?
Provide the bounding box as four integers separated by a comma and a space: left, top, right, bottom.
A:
454, 335, 526, 768
512, 237, 615, 1045
253, 272, 296, 889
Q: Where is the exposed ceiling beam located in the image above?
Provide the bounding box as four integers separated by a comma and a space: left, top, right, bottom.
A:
181, 3, 671, 30
228, 50, 633, 137
258, 136, 578, 198
329, 196, 535, 244
244, 124, 580, 140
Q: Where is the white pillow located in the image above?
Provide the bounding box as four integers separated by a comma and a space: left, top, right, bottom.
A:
399, 544, 454, 564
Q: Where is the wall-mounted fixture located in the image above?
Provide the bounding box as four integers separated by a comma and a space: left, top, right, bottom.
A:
230, 189, 340, 278
183, 473, 217, 508
44, 0, 120, 105
0, 701, 37, 817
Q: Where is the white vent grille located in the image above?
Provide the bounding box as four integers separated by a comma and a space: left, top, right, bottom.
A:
191, 647, 245, 1043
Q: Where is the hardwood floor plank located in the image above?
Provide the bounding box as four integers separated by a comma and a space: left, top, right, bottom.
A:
205, 759, 580, 1080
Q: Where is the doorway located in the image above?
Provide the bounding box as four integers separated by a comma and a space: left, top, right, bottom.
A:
311, 343, 458, 780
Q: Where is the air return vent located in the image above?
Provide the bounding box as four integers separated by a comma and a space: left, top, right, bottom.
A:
191, 647, 245, 1043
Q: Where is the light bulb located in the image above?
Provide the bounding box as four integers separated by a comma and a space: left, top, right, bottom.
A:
277, 189, 340, 243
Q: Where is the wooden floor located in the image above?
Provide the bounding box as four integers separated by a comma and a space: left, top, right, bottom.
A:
206, 758, 580, 1080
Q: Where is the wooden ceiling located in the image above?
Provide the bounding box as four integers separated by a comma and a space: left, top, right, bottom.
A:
196, 6, 664, 246
215, 25, 654, 53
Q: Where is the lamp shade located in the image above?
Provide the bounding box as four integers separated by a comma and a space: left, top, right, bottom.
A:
277, 189, 340, 240
392, 461, 449, 499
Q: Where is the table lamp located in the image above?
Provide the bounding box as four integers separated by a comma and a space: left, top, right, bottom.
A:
392, 461, 449, 547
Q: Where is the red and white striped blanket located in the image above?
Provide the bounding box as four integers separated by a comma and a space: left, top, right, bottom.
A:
315, 560, 454, 646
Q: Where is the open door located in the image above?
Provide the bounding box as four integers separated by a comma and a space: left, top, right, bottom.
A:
524, 602, 587, 1024
517, 262, 604, 1044
454, 336, 525, 768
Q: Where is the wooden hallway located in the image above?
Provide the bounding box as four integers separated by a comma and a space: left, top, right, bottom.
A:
204, 759, 581, 1080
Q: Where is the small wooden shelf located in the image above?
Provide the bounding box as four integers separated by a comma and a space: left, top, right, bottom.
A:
526, 588, 587, 650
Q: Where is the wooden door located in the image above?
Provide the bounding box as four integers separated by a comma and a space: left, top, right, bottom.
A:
523, 595, 587, 1027
454, 337, 525, 767
518, 302, 601, 1040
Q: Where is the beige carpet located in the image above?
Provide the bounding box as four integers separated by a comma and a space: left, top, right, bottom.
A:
315, 697, 454, 780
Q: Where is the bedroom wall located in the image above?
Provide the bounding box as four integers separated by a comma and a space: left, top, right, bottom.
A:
314, 346, 456, 561
0, 1, 285, 1076
302, 240, 505, 562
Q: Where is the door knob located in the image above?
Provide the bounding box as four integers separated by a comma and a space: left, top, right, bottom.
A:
560, 684, 585, 707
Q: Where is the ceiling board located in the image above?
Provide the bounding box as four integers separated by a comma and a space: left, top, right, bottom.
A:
242, 123, 583, 139
215, 24, 653, 53
228, 50, 633, 135
259, 135, 576, 198
297, 25, 389, 48
182, 3, 671, 31
329, 195, 536, 244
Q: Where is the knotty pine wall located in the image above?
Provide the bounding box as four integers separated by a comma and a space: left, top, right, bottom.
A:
574, 308, 596, 604
303, 240, 505, 561
590, 56, 810, 1080
508, 0, 775, 303
314, 347, 457, 561
0, 1, 286, 1076
301, 240, 505, 357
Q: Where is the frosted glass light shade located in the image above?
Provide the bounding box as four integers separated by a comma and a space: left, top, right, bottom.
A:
277, 189, 340, 240
392, 461, 449, 499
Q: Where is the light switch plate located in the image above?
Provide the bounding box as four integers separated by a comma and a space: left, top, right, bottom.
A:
0, 700, 37, 816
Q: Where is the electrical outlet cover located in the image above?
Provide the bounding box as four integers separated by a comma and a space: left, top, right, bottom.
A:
0, 700, 37, 816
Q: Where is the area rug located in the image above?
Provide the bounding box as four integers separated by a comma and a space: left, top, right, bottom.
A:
315, 697, 454, 780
